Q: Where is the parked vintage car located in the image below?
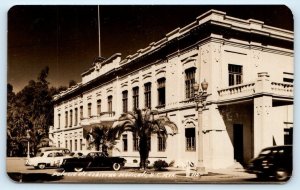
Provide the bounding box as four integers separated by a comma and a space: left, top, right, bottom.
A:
25, 151, 71, 169
60, 151, 126, 172
246, 145, 292, 181
36, 147, 71, 156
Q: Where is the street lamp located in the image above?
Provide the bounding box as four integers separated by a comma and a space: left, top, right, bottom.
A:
193, 79, 209, 174
26, 130, 31, 159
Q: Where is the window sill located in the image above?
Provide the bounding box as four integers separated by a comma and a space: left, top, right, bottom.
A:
185, 149, 196, 152
155, 105, 165, 109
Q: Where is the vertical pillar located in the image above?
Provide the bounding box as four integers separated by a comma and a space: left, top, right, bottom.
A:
196, 108, 205, 173
253, 72, 273, 156
254, 96, 272, 156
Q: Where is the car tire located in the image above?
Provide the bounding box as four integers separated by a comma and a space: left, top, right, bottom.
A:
112, 163, 121, 171
38, 163, 46, 169
74, 167, 84, 172
274, 168, 289, 181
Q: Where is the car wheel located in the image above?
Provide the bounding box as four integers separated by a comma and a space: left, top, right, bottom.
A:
38, 163, 46, 169
274, 168, 289, 181
74, 167, 84, 172
112, 163, 121, 171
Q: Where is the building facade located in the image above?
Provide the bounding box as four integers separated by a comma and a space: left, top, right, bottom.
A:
50, 10, 294, 169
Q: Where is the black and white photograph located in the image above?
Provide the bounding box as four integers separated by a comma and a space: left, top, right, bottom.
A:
6, 5, 293, 183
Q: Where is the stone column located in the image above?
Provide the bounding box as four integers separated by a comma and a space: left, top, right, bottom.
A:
253, 72, 273, 156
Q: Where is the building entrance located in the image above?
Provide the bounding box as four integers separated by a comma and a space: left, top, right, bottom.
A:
233, 124, 244, 164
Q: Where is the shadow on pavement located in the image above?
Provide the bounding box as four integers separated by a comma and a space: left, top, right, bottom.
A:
7, 172, 64, 183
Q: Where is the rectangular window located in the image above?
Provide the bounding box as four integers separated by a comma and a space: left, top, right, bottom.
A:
185, 128, 196, 151
122, 91, 128, 113
80, 106, 83, 119
122, 134, 128, 152
80, 139, 83, 151
70, 140, 72, 152
158, 136, 166, 152
283, 72, 294, 83
65, 111, 68, 128
133, 134, 139, 151
97, 99, 101, 115
108, 96, 113, 116
88, 103, 92, 117
58, 114, 61, 129
185, 68, 196, 99
144, 83, 151, 109
75, 139, 78, 151
228, 64, 243, 86
65, 140, 68, 149
70, 110, 73, 127
133, 87, 139, 110
58, 141, 60, 148
74, 108, 78, 126
157, 78, 166, 106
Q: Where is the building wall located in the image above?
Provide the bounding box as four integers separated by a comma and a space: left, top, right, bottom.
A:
271, 105, 293, 145
51, 10, 293, 169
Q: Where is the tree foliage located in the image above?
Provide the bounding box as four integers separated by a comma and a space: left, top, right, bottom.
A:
68, 80, 77, 87
85, 124, 117, 155
110, 109, 178, 170
7, 67, 66, 156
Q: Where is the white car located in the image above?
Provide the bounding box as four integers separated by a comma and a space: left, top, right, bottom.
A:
25, 151, 71, 169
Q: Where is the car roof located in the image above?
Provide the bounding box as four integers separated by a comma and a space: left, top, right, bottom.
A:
44, 151, 65, 154
262, 145, 292, 151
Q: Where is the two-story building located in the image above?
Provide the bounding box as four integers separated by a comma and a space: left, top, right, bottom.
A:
50, 10, 293, 169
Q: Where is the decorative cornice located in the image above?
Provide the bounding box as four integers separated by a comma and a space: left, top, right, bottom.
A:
53, 9, 293, 104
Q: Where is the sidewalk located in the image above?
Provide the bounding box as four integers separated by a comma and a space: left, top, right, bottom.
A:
164, 163, 255, 179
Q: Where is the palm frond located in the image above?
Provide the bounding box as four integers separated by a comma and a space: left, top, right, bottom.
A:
156, 116, 178, 135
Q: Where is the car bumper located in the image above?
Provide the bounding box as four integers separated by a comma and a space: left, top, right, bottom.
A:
246, 168, 263, 174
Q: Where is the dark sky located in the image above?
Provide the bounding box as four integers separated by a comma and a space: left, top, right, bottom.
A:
7, 5, 293, 92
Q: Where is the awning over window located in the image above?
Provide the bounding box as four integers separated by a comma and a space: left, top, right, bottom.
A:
82, 121, 115, 138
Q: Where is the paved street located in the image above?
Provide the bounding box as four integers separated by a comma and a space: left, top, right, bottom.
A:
6, 157, 280, 184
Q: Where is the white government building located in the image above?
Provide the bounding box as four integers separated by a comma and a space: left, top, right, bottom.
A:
50, 10, 293, 169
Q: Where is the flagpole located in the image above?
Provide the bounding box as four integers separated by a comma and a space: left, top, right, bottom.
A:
98, 5, 101, 57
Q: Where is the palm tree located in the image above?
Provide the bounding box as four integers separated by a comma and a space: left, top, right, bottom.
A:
111, 109, 178, 170
85, 123, 117, 155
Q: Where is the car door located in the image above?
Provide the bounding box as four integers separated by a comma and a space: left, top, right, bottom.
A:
86, 152, 98, 168
95, 153, 106, 168
46, 152, 55, 166
99, 153, 111, 168
54, 152, 65, 166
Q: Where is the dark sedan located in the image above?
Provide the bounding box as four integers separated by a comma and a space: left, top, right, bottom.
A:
246, 145, 292, 181
60, 151, 126, 172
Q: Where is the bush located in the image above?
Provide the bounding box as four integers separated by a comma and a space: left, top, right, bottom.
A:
168, 160, 175, 167
153, 160, 169, 171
